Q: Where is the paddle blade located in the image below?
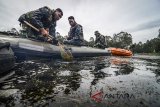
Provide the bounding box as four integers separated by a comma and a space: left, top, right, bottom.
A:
58, 43, 73, 61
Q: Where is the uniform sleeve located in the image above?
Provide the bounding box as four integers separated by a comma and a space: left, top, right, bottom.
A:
49, 22, 56, 38
67, 28, 72, 40
30, 6, 51, 29
75, 25, 83, 40
18, 14, 26, 23
100, 36, 105, 45
95, 36, 101, 44
95, 38, 98, 44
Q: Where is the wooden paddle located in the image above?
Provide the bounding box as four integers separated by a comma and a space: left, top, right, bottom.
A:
23, 21, 73, 61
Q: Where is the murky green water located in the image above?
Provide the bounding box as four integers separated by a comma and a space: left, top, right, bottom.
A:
0, 55, 160, 107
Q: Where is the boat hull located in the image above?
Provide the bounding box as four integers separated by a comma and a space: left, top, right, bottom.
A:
0, 35, 111, 60
0, 41, 15, 74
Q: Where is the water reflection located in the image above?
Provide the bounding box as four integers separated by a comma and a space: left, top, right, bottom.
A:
16, 61, 83, 106
110, 57, 134, 76
90, 57, 109, 85
0, 57, 134, 102
134, 56, 160, 84
0, 55, 160, 106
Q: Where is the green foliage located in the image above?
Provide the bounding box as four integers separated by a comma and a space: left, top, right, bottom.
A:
133, 38, 160, 53
112, 31, 132, 49
88, 37, 95, 47
54, 30, 160, 54
105, 36, 113, 47
158, 29, 160, 38
56, 32, 65, 43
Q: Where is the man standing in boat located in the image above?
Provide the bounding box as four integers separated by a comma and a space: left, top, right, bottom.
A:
94, 31, 106, 49
18, 6, 63, 44
64, 16, 84, 46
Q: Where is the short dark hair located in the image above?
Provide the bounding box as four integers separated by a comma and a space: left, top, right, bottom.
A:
56, 8, 63, 16
95, 31, 99, 34
68, 16, 74, 20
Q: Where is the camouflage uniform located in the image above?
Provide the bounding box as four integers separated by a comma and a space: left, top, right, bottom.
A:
18, 6, 56, 41
94, 32, 106, 49
64, 24, 84, 46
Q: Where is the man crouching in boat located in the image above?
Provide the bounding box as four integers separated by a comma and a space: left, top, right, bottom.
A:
64, 16, 84, 46
94, 31, 106, 49
18, 6, 63, 45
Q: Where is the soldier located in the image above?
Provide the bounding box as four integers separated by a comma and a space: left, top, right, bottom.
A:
94, 31, 106, 49
64, 16, 84, 46
18, 6, 63, 44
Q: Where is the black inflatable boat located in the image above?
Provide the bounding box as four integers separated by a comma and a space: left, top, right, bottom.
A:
0, 40, 15, 74
0, 33, 111, 60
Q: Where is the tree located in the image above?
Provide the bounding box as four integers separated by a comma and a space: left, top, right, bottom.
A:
152, 38, 160, 53
112, 31, 132, 49
105, 35, 112, 47
158, 29, 160, 38
56, 32, 65, 43
88, 37, 95, 47
133, 42, 144, 53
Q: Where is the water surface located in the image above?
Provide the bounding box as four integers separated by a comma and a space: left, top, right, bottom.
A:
0, 55, 160, 107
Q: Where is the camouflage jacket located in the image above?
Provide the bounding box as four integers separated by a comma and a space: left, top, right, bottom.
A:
18, 6, 56, 37
68, 24, 84, 41
95, 35, 106, 46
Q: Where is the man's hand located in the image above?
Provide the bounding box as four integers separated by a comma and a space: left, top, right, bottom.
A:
46, 28, 49, 33
40, 28, 49, 37
47, 38, 53, 42
40, 28, 55, 43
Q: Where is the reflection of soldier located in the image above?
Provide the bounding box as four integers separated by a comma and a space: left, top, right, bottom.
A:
94, 31, 106, 49
62, 62, 82, 93
110, 58, 134, 76
65, 73, 81, 91
91, 58, 108, 85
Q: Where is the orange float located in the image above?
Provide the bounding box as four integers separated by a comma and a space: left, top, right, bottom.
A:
108, 48, 132, 57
